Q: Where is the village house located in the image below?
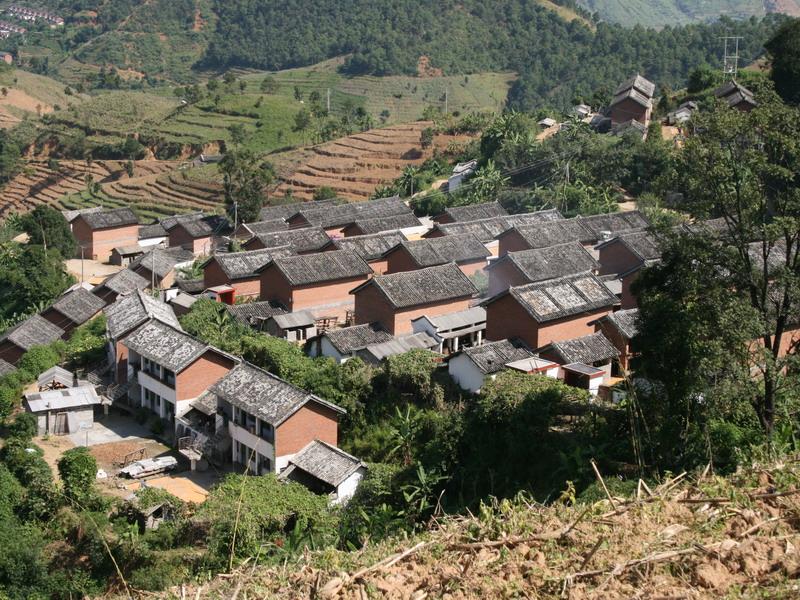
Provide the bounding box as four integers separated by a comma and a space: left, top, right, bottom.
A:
354, 332, 437, 365
243, 226, 331, 254
448, 338, 536, 394
0, 358, 15, 377
204, 362, 345, 474
383, 233, 491, 276
129, 246, 195, 289
483, 272, 618, 350
594, 308, 639, 372
202, 246, 295, 301
0, 314, 64, 365
258, 198, 340, 222
40, 287, 106, 338
137, 222, 168, 246
123, 320, 238, 427
92, 268, 149, 304
321, 230, 407, 275
434, 201, 508, 224
341, 212, 424, 237
497, 219, 596, 256
109, 245, 146, 266
411, 306, 487, 354
537, 332, 620, 395
714, 80, 757, 112
258, 250, 373, 322
608, 74, 655, 126
71, 207, 139, 263
264, 311, 318, 342
596, 231, 661, 309
169, 293, 197, 317
447, 160, 477, 192
309, 322, 394, 363
286, 195, 411, 237
0, 20, 25, 37
351, 262, 478, 335
24, 386, 101, 436
162, 213, 228, 255
226, 300, 288, 331
279, 440, 367, 504
6, 4, 64, 26
104, 290, 182, 385
486, 241, 599, 296
37, 365, 78, 391
234, 218, 288, 240
62, 206, 103, 228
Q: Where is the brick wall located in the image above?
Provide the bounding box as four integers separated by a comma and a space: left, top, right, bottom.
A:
115, 340, 129, 384
244, 237, 266, 251
353, 283, 396, 331
168, 226, 193, 250
292, 276, 368, 321
40, 307, 76, 339
620, 270, 640, 309
458, 259, 487, 277
132, 264, 175, 290
204, 260, 260, 298
275, 401, 339, 457
0, 341, 24, 365
487, 260, 528, 297
610, 98, 648, 125
369, 258, 389, 275
392, 297, 473, 335
72, 218, 139, 263
598, 242, 641, 276
497, 230, 531, 256
175, 351, 236, 401
385, 247, 419, 273
596, 320, 631, 370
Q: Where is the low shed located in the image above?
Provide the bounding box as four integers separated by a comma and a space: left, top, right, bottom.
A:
24, 386, 101, 435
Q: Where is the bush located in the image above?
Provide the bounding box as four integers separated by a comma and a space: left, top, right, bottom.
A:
57, 447, 98, 507
6, 413, 37, 442
18, 344, 64, 377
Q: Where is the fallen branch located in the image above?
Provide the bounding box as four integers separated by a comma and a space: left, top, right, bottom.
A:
591, 459, 617, 510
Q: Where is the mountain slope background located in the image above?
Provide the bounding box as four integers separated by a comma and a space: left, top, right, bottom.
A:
578, 0, 800, 26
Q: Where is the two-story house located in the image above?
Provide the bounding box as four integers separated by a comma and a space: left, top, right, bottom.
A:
382, 233, 491, 276
71, 208, 139, 263
40, 287, 106, 338
202, 246, 295, 300
321, 230, 407, 275
243, 227, 331, 254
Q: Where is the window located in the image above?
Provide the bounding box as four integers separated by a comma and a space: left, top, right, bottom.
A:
259, 420, 274, 443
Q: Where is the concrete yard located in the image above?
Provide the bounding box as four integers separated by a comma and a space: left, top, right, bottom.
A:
64, 258, 122, 286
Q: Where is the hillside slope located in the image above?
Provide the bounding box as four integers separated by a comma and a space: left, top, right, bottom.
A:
578, 0, 800, 26
149, 461, 800, 599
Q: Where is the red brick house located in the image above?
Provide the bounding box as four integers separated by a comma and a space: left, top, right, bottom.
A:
92, 268, 150, 305
321, 230, 407, 275
596, 231, 661, 277
434, 201, 507, 224
203, 246, 294, 300
594, 308, 639, 372
486, 241, 598, 296
483, 272, 618, 349
714, 80, 757, 112
496, 219, 595, 256
351, 262, 478, 335
40, 287, 106, 338
258, 250, 373, 321
609, 74, 655, 126
130, 246, 196, 290
383, 233, 491, 276
341, 213, 422, 237
71, 208, 139, 263
0, 315, 64, 365
243, 227, 331, 254
163, 213, 228, 255
286, 195, 410, 237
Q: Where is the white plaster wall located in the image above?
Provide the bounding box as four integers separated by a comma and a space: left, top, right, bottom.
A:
448, 354, 486, 394
333, 466, 367, 505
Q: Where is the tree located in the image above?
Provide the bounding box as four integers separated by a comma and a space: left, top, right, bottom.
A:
238, 80, 247, 94
292, 108, 312, 144
687, 64, 717, 93
0, 244, 74, 320
312, 186, 337, 201
219, 149, 274, 224
57, 447, 97, 507
19, 205, 76, 258
260, 76, 278, 94
420, 127, 434, 149
765, 19, 800, 105
228, 123, 246, 146
222, 71, 236, 86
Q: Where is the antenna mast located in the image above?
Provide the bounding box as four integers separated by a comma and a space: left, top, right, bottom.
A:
719, 36, 743, 79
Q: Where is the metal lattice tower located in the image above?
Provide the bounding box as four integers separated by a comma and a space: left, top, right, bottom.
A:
720, 36, 743, 79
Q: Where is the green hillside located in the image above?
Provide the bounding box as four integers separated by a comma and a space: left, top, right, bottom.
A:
577, 0, 799, 26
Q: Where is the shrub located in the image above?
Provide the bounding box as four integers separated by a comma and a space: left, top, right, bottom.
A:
57, 447, 98, 507
18, 344, 64, 377
6, 412, 37, 442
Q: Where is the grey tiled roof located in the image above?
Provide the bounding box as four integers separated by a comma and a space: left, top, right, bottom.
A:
176, 278, 205, 294
580, 211, 649, 239
138, 222, 167, 240
130, 247, 195, 279
248, 227, 331, 253
162, 213, 229, 238
543, 332, 619, 364
62, 206, 103, 223
323, 323, 393, 355
285, 440, 363, 487
432, 209, 563, 241
328, 231, 407, 261
0, 358, 15, 376
598, 231, 661, 262
95, 268, 149, 295
347, 212, 422, 234
502, 218, 595, 249
123, 320, 217, 373
105, 290, 182, 340
462, 338, 534, 375
270, 310, 316, 329
1, 315, 64, 351
714, 80, 756, 107
610, 87, 652, 109
50, 287, 106, 325
357, 263, 478, 309
356, 332, 438, 363
492, 242, 598, 283
392, 234, 490, 267
79, 207, 138, 230
291, 195, 409, 228
492, 272, 618, 323
265, 250, 372, 286
210, 362, 343, 426
258, 198, 340, 221
208, 247, 294, 280
440, 201, 508, 222
242, 219, 288, 236
602, 308, 640, 339
226, 301, 287, 326
614, 74, 655, 98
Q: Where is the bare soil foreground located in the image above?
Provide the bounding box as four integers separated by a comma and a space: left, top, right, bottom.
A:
136, 459, 800, 599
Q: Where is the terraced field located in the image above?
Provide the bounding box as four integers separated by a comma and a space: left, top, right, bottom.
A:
275, 121, 473, 201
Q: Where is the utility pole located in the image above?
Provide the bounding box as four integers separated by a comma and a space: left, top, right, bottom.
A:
326, 88, 331, 114
719, 36, 743, 79
444, 87, 448, 115
233, 201, 238, 232
80, 246, 84, 283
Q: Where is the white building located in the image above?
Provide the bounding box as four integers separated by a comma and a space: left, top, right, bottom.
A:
448, 160, 478, 193
24, 386, 101, 436
447, 338, 535, 394
280, 440, 367, 505
411, 306, 486, 354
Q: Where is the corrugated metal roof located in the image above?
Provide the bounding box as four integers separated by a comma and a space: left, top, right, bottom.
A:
25, 385, 100, 412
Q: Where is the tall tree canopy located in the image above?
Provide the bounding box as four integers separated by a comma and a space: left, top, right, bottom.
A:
19, 205, 76, 259
219, 149, 275, 224
765, 18, 800, 106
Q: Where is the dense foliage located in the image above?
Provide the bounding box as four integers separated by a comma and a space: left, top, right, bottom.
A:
765, 18, 800, 105
205, 0, 781, 109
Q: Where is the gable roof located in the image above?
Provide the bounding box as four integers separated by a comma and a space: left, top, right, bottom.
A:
356, 332, 438, 363
599, 308, 640, 340
105, 289, 182, 340
430, 209, 563, 241
326, 230, 407, 261
322, 322, 394, 355
487, 272, 618, 323
597, 231, 661, 263
241, 219, 289, 236
130, 247, 195, 279
63, 206, 103, 224
94, 268, 150, 296
412, 306, 486, 335
37, 365, 74, 388
489, 242, 598, 283
0, 358, 16, 376
541, 332, 619, 364
500, 218, 596, 249
162, 213, 228, 238
345, 212, 422, 235
1, 315, 64, 351
138, 222, 168, 240
460, 338, 534, 375
269, 310, 317, 329
78, 207, 138, 230
25, 386, 101, 413
614, 74, 655, 98
290, 195, 408, 229
714, 80, 756, 107
210, 362, 343, 426
262, 250, 372, 286
123, 320, 228, 373
258, 198, 340, 221
439, 201, 508, 222
580, 211, 649, 239
610, 87, 653, 110
226, 301, 287, 327
283, 440, 363, 488
208, 247, 294, 280
352, 263, 478, 309
388, 233, 490, 267
247, 227, 331, 253
50, 287, 106, 325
